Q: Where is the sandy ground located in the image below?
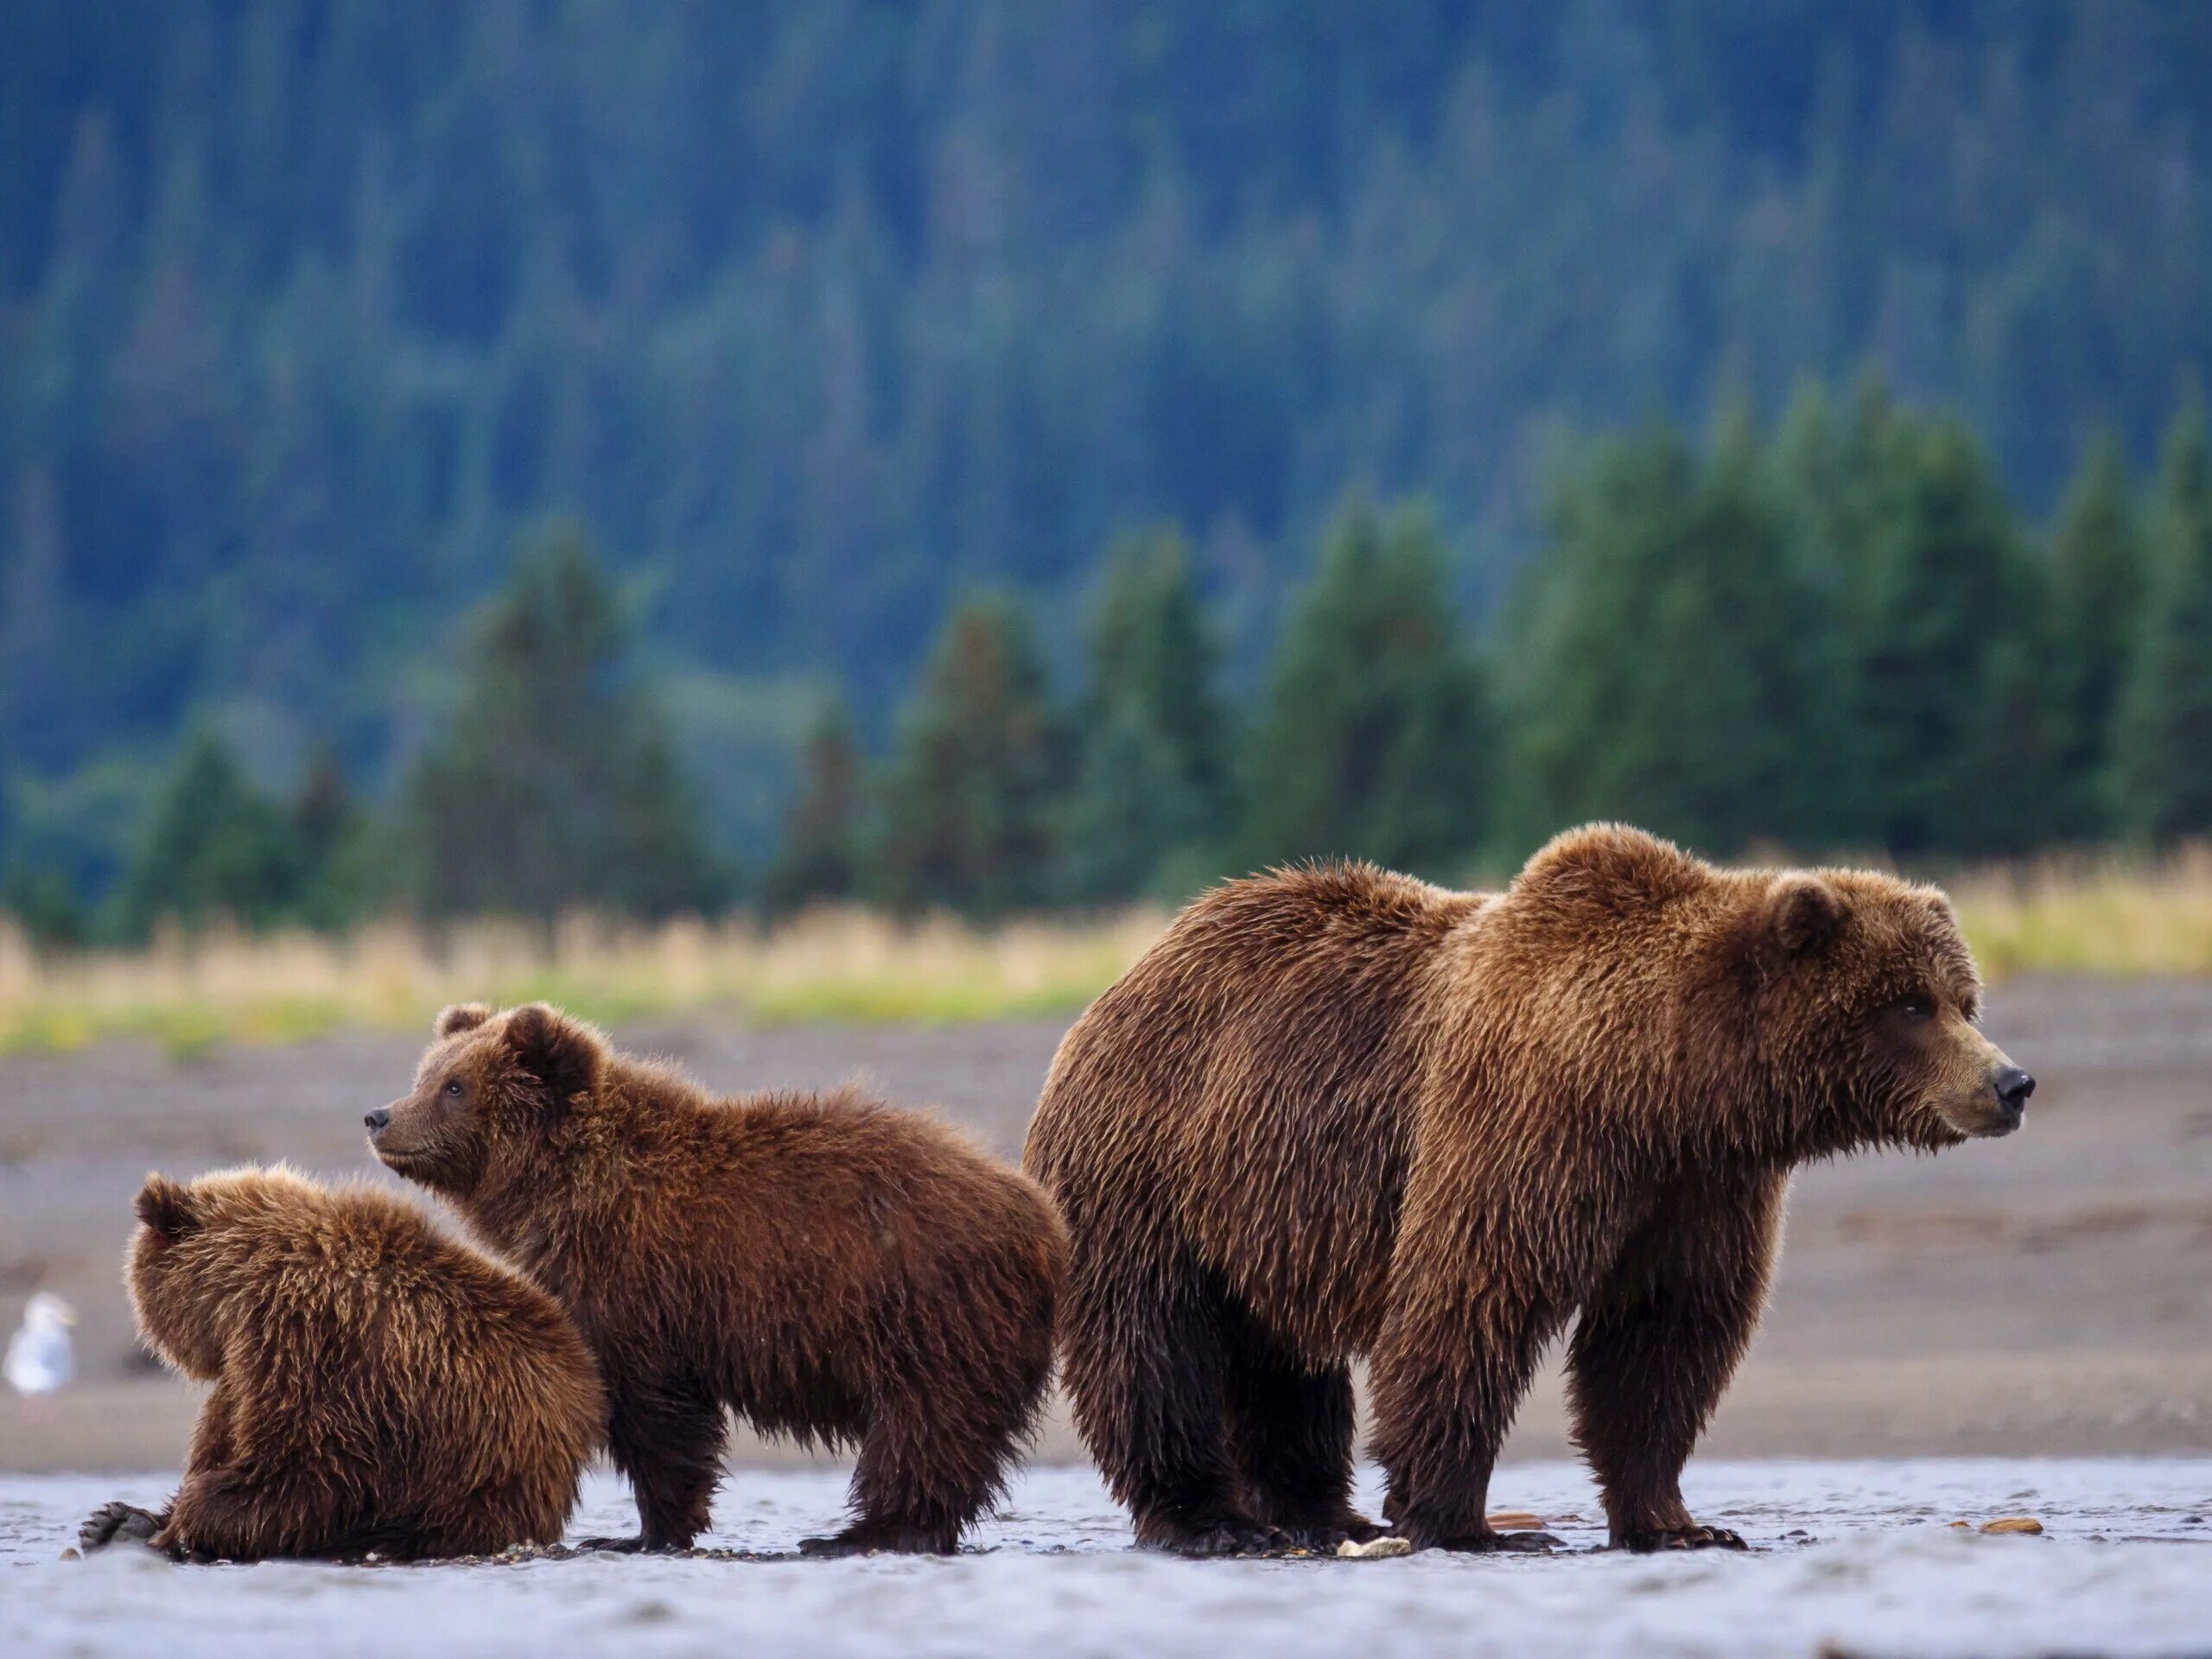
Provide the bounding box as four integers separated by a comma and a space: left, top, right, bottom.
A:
3, 975, 2210, 1477
7, 1460, 2212, 1658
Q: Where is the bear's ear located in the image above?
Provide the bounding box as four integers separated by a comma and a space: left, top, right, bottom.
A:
1765, 874, 1846, 957
435, 1002, 494, 1039
502, 1003, 603, 1112
134, 1173, 198, 1239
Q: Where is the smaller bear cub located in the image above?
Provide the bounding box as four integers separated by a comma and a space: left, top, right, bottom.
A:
82, 1165, 607, 1561
372, 1003, 1066, 1555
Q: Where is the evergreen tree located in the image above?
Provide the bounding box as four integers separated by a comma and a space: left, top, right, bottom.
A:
115, 730, 304, 936
760, 698, 867, 915
1059, 529, 1230, 903
2110, 400, 2212, 843
874, 595, 1065, 918
1846, 415, 2057, 856
1507, 411, 1831, 858
406, 521, 723, 925
2047, 431, 2145, 838
289, 743, 373, 930
1238, 499, 1489, 875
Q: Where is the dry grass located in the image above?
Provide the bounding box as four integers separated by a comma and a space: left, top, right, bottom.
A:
0, 908, 1171, 1057
1945, 845, 2212, 979
4, 849, 2211, 1055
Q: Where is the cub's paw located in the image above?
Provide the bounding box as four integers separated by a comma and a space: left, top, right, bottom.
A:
1268, 1510, 1385, 1552
79, 1503, 163, 1552
1620, 1524, 1748, 1553
577, 1534, 659, 1554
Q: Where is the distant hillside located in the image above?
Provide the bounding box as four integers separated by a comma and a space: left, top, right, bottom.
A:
3, 1, 2209, 818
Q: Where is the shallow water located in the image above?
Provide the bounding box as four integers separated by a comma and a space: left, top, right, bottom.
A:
6, 1459, 2210, 1658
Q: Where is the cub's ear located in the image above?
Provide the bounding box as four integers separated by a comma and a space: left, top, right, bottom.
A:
134, 1173, 197, 1239
435, 1002, 495, 1039
1766, 874, 1846, 957
502, 1003, 603, 1110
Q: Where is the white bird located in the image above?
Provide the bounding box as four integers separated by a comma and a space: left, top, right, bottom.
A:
4, 1291, 76, 1395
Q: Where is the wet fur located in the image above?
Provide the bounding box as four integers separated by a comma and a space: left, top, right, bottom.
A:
378, 1005, 1066, 1554
107, 1166, 606, 1562
1023, 823, 2023, 1554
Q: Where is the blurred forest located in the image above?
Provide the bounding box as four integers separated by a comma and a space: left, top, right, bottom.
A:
3, 2, 2212, 936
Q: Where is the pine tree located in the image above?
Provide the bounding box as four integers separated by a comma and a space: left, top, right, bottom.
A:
874, 595, 1065, 918
1238, 499, 1489, 875
2047, 431, 2144, 839
116, 730, 305, 936
1059, 528, 1230, 903
406, 521, 724, 925
1847, 415, 2056, 856
2111, 400, 2212, 843
1507, 412, 1831, 858
760, 698, 867, 915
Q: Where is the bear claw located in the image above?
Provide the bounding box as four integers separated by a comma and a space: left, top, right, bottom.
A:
1428, 1529, 1562, 1554
1621, 1524, 1748, 1553
79, 1502, 163, 1553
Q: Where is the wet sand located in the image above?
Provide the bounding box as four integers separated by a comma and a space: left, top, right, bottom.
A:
3, 976, 2210, 1473
7, 1460, 2211, 1658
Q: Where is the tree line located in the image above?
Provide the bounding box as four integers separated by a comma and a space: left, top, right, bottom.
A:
10, 379, 2209, 944
5, 0, 2211, 804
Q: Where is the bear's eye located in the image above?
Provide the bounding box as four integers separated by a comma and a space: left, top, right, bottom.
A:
1898, 993, 1935, 1021
443, 1078, 464, 1098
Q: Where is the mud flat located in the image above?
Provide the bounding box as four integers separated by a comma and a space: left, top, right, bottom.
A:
3, 976, 2210, 1471
4, 1460, 2211, 1659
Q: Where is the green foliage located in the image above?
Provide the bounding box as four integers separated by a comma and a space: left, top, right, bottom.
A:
115, 731, 304, 937
1058, 531, 1230, 904
2111, 399, 2212, 843
760, 699, 867, 916
874, 596, 1066, 918
405, 522, 726, 924
2048, 432, 2146, 836
1505, 410, 1831, 857
1238, 499, 1490, 875
1845, 415, 2057, 856
4, 1, 2210, 816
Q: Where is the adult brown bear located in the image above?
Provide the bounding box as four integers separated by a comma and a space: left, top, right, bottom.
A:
1023, 824, 2033, 1556
80, 1166, 605, 1561
372, 1003, 1065, 1556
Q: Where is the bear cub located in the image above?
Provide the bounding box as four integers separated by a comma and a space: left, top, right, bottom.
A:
372, 1003, 1066, 1555
81, 1166, 606, 1561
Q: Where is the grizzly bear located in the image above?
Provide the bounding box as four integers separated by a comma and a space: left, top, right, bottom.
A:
370, 1002, 1065, 1555
79, 1166, 606, 1562
1024, 824, 2034, 1556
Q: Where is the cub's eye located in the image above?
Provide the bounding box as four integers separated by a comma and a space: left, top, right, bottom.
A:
1899, 994, 1935, 1021
443, 1079, 464, 1097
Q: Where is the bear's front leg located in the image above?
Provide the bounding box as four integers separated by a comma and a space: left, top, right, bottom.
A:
1566, 1168, 1783, 1551
1368, 1275, 1565, 1554
586, 1376, 726, 1553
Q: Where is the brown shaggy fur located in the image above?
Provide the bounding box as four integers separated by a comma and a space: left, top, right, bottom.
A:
79, 1166, 606, 1562
1023, 823, 2032, 1556
372, 1003, 1066, 1555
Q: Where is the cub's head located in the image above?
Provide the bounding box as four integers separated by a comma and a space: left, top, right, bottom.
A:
128, 1166, 317, 1380
1737, 868, 2032, 1152
368, 1002, 607, 1203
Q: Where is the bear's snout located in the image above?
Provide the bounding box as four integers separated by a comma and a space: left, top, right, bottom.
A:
365, 1106, 392, 1135
1991, 1065, 2034, 1132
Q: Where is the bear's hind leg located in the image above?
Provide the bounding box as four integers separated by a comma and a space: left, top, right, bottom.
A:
1567, 1170, 1783, 1552
1060, 1246, 1282, 1556
1222, 1320, 1375, 1548
587, 1377, 726, 1552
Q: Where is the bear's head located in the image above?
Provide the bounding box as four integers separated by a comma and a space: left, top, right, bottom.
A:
128, 1166, 318, 1380
1723, 862, 2031, 1153
368, 1002, 607, 1204
1515, 826, 2032, 1156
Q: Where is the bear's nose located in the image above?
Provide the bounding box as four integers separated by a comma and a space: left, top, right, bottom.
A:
364, 1107, 391, 1135
1993, 1066, 2035, 1117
